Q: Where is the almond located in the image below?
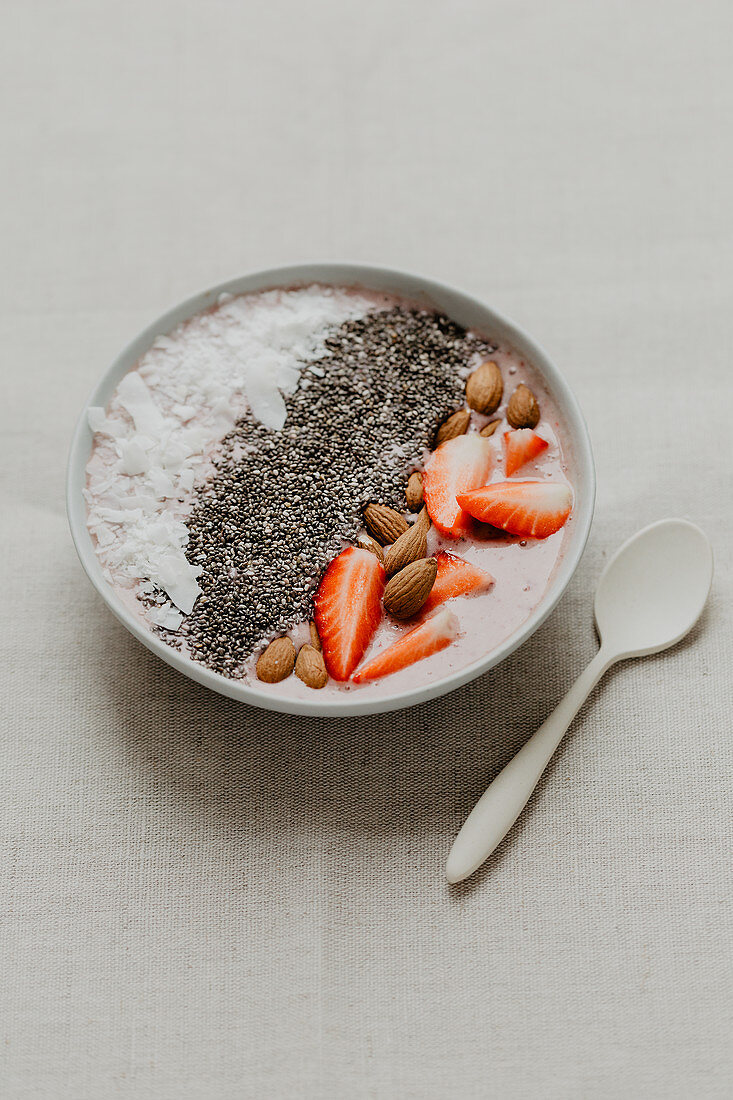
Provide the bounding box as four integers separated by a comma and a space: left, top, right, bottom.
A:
256, 636, 296, 683
506, 383, 540, 429
363, 502, 409, 545
405, 471, 424, 512
384, 507, 431, 576
309, 621, 322, 651
358, 533, 385, 564
435, 408, 470, 446
383, 557, 438, 619
295, 644, 328, 689
479, 419, 501, 438
466, 360, 503, 415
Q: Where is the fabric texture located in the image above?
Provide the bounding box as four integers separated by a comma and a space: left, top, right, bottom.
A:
1, 1, 732, 1096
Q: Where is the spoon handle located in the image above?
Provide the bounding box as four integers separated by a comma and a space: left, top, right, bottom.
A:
446, 648, 614, 884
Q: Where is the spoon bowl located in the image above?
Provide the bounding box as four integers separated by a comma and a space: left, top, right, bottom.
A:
595, 519, 713, 659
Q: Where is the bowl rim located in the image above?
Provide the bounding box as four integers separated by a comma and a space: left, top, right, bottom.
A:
67, 261, 595, 716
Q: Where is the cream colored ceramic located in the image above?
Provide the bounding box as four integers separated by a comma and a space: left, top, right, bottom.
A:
446, 519, 713, 883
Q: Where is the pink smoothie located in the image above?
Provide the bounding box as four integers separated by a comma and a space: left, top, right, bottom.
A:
250, 345, 573, 700
85, 285, 574, 698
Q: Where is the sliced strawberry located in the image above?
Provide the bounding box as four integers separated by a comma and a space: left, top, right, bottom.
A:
456, 480, 573, 539
352, 607, 458, 683
314, 546, 385, 681
503, 429, 549, 476
422, 434, 493, 538
422, 551, 494, 612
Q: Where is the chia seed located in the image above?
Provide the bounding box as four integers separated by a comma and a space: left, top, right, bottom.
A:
180, 306, 495, 677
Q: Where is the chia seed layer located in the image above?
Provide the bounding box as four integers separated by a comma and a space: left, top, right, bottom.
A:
181, 306, 495, 677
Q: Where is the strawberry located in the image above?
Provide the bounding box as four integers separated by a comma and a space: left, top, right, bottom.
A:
456, 480, 573, 539
503, 429, 549, 476
422, 434, 493, 538
314, 546, 385, 681
352, 607, 458, 683
422, 551, 494, 612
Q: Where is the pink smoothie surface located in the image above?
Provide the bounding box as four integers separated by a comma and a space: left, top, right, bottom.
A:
85, 286, 574, 697
260, 345, 573, 700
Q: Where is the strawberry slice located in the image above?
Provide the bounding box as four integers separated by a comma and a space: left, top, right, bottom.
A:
352, 607, 458, 683
314, 546, 385, 681
503, 429, 549, 476
456, 480, 573, 539
422, 551, 494, 612
423, 434, 493, 538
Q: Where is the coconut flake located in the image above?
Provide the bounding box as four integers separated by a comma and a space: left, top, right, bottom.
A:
172, 404, 197, 422
87, 408, 125, 438
85, 285, 383, 616
148, 467, 176, 498
119, 440, 149, 476
148, 604, 184, 631
116, 372, 165, 435
152, 554, 201, 615
88, 407, 106, 432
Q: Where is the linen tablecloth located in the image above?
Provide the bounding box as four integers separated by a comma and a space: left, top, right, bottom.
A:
2, 1, 731, 1096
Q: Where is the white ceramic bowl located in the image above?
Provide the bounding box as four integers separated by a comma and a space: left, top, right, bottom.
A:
67, 262, 595, 716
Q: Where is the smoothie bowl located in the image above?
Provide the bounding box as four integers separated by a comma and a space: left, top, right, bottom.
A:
67, 263, 595, 716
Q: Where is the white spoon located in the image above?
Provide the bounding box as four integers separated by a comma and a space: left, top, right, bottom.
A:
446, 518, 713, 885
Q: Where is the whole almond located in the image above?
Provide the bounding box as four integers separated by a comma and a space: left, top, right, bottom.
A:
383, 557, 438, 619
309, 621, 322, 651
506, 383, 540, 429
405, 471, 424, 512
358, 533, 385, 564
466, 360, 503, 415
435, 408, 470, 446
479, 419, 501, 438
256, 636, 296, 683
384, 507, 431, 576
363, 502, 409, 545
295, 644, 328, 689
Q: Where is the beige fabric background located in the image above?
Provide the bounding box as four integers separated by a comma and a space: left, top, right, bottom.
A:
2, 1, 732, 1097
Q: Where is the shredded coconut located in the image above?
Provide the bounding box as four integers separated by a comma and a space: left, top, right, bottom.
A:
85, 286, 384, 620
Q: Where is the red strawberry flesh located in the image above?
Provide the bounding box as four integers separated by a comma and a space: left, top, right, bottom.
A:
422, 551, 494, 612
456, 480, 573, 539
313, 546, 385, 681
423, 434, 493, 538
503, 429, 549, 476
352, 607, 458, 683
